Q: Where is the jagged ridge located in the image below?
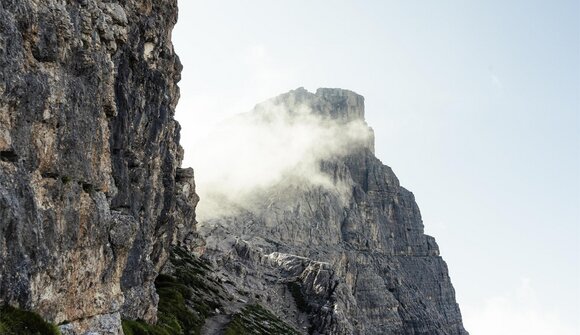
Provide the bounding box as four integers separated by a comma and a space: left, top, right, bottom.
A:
198, 88, 468, 335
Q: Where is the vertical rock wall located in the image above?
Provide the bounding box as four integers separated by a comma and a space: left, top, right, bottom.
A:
0, 0, 197, 333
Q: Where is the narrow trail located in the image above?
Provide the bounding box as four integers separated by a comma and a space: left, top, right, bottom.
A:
200, 300, 247, 335
200, 314, 232, 335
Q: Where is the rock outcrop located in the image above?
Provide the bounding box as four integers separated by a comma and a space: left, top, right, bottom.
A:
0, 0, 468, 333
121, 246, 303, 335
198, 88, 468, 334
0, 0, 197, 334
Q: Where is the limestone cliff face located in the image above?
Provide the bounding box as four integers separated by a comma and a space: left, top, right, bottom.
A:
199, 88, 468, 334
0, 0, 197, 334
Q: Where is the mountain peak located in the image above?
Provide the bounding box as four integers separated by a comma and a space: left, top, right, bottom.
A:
256, 87, 366, 122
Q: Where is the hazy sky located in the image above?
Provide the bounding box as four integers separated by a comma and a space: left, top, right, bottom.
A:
172, 1, 580, 334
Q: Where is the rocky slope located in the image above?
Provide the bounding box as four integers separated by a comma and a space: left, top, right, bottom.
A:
0, 0, 197, 334
198, 88, 468, 334
0, 0, 468, 333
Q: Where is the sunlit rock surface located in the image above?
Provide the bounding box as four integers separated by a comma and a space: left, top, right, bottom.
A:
0, 0, 197, 333
198, 88, 468, 335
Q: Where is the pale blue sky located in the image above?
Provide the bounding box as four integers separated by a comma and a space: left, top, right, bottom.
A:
173, 1, 580, 333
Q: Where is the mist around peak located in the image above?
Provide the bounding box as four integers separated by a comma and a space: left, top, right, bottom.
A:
191, 88, 374, 221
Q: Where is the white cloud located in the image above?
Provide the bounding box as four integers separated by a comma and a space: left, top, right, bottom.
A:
190, 98, 373, 221
488, 66, 503, 93
463, 278, 578, 335
490, 73, 503, 90
176, 44, 301, 168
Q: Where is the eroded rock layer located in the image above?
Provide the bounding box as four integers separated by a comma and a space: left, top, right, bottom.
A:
0, 0, 197, 333
199, 88, 468, 335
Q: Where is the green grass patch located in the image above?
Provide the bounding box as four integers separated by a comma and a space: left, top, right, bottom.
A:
122, 247, 226, 335
0, 305, 61, 335
121, 319, 172, 335
124, 247, 300, 335
224, 304, 300, 335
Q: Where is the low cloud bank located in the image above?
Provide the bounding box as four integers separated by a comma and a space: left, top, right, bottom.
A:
463, 278, 578, 335
190, 99, 373, 221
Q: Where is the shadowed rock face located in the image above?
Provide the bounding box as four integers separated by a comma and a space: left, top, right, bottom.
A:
0, 0, 197, 333
199, 88, 468, 335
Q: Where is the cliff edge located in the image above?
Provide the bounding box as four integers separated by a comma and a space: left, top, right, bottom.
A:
0, 0, 197, 333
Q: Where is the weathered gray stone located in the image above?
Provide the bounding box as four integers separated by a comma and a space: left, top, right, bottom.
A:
199, 88, 468, 335
0, 0, 197, 333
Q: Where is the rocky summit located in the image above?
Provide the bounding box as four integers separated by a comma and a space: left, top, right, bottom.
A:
197, 88, 468, 335
0, 0, 467, 334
